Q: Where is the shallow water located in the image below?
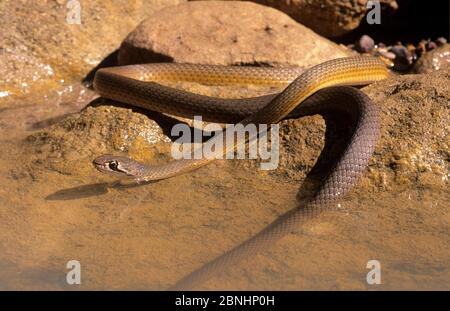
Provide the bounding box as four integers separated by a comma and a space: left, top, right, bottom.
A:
0, 84, 449, 290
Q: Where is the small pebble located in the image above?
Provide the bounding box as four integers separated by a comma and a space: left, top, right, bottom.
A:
406, 43, 415, 52
375, 49, 396, 60
416, 40, 427, 56
389, 44, 414, 71
347, 34, 449, 73
390, 45, 411, 59
356, 35, 375, 53
436, 37, 447, 46
426, 41, 437, 50
406, 44, 417, 60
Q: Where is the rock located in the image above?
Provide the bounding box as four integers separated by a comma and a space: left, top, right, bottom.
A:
26, 103, 171, 176
361, 70, 448, 191
194, 0, 398, 38
436, 37, 448, 46
374, 48, 396, 61
416, 40, 428, 57
118, 1, 351, 67
389, 44, 414, 71
413, 44, 450, 74
356, 35, 375, 53
277, 69, 449, 192
426, 41, 438, 51
0, 0, 186, 97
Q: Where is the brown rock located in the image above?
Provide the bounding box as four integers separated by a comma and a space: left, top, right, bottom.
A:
389, 44, 414, 72
194, 0, 398, 37
413, 44, 450, 74
118, 1, 351, 67
362, 70, 448, 191
0, 0, 185, 97
436, 37, 448, 46
356, 34, 375, 53
26, 103, 171, 176
277, 70, 449, 192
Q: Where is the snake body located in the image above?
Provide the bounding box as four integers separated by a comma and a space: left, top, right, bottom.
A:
92, 56, 388, 289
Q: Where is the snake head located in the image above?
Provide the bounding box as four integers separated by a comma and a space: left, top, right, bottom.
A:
93, 154, 140, 179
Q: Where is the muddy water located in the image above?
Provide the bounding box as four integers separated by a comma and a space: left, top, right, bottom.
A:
0, 83, 449, 290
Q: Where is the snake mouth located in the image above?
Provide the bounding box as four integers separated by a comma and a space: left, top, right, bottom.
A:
92, 161, 129, 177
92, 161, 108, 172
92, 155, 110, 171
92, 154, 138, 178
92, 161, 111, 174
92, 155, 120, 174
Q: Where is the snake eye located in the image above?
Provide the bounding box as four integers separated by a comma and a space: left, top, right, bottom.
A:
108, 161, 119, 171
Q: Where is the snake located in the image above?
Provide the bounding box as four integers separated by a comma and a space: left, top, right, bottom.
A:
92, 56, 389, 289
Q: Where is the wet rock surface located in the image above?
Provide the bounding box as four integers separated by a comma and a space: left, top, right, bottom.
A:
0, 0, 185, 97
27, 103, 171, 176
118, 1, 351, 67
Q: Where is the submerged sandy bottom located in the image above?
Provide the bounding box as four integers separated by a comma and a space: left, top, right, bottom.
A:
0, 88, 449, 291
